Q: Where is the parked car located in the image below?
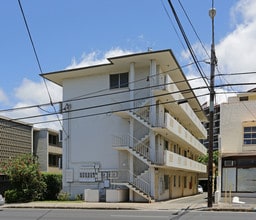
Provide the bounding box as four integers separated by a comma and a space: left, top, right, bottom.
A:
0, 194, 5, 205
198, 185, 203, 194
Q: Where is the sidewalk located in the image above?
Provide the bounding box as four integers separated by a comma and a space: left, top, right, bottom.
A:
1, 193, 256, 212
212, 196, 256, 212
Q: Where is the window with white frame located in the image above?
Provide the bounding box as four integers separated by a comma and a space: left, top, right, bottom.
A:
243, 126, 256, 145
109, 72, 128, 89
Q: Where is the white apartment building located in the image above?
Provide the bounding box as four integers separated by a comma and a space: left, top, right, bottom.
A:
220, 91, 256, 194
42, 49, 207, 202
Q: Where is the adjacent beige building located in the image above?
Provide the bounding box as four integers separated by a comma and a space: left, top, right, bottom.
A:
0, 116, 33, 163
0, 115, 33, 194
220, 91, 256, 193
33, 128, 62, 174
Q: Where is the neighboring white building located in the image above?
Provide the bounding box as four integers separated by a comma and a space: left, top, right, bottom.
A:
220, 91, 256, 193
42, 49, 207, 202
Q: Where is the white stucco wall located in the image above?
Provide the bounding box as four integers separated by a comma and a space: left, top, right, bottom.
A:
61, 72, 131, 195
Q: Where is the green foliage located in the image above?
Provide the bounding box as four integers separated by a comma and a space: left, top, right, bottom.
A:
57, 191, 70, 201
0, 154, 46, 203
4, 190, 21, 203
75, 194, 83, 201
198, 150, 219, 165
42, 173, 62, 200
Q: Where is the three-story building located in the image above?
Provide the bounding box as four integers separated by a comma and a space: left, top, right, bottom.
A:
42, 49, 207, 202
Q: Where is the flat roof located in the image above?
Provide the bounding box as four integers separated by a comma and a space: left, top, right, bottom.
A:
41, 49, 207, 121
0, 115, 33, 127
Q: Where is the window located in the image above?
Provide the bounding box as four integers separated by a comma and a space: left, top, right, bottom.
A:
49, 154, 61, 167
184, 176, 187, 188
173, 175, 176, 187
164, 140, 168, 150
178, 147, 181, 155
164, 175, 169, 190
173, 145, 177, 153
243, 126, 256, 145
110, 72, 128, 89
49, 134, 58, 146
240, 96, 248, 101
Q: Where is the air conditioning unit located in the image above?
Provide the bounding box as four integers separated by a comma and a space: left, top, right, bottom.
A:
224, 160, 234, 167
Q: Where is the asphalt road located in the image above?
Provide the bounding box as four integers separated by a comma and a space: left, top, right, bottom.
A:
0, 209, 256, 220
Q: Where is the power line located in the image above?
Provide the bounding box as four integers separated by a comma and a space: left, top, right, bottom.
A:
18, 0, 66, 135
161, 0, 187, 52
216, 71, 256, 77
215, 82, 256, 88
5, 84, 210, 124
58, 60, 202, 104
0, 64, 205, 113
177, 0, 210, 60
167, 0, 210, 92
18, 0, 43, 74
1, 67, 253, 115
6, 79, 256, 125
32, 92, 210, 126
215, 65, 256, 120
4, 84, 256, 130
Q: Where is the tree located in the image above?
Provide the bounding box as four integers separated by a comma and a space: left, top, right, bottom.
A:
198, 150, 219, 166
0, 154, 46, 203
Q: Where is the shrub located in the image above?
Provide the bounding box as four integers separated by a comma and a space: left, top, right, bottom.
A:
75, 194, 83, 201
0, 154, 46, 203
57, 191, 70, 201
4, 190, 20, 203
42, 173, 62, 200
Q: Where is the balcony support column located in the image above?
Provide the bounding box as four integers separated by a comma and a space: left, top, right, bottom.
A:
129, 147, 134, 201
129, 62, 135, 109
150, 166, 155, 198
149, 59, 157, 126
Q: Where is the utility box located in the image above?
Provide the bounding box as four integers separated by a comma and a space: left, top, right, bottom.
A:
106, 189, 128, 202
84, 189, 99, 202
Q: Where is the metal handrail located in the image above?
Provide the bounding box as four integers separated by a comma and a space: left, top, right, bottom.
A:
113, 169, 151, 197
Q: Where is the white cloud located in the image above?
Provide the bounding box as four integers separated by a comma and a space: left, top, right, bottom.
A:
14, 78, 62, 104
183, 0, 256, 105
230, 0, 256, 26
217, 0, 256, 91
4, 78, 62, 130
3, 48, 137, 130
0, 88, 9, 104
66, 47, 135, 69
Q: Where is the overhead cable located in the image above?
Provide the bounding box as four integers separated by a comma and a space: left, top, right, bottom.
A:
167, 0, 210, 91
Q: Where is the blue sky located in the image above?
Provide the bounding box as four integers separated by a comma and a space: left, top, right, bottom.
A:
0, 0, 255, 129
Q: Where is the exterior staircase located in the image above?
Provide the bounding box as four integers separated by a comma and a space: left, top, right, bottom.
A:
113, 99, 156, 202
113, 169, 155, 202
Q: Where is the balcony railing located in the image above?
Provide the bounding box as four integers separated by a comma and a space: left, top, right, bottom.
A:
112, 169, 151, 196
156, 113, 207, 155
164, 150, 207, 173
112, 135, 163, 165
154, 74, 207, 139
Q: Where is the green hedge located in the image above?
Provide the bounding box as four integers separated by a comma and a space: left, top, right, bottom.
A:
42, 173, 62, 200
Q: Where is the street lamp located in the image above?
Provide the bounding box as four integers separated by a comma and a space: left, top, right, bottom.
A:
208, 7, 217, 208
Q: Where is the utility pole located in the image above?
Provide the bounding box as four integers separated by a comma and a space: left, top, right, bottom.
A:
208, 5, 217, 208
